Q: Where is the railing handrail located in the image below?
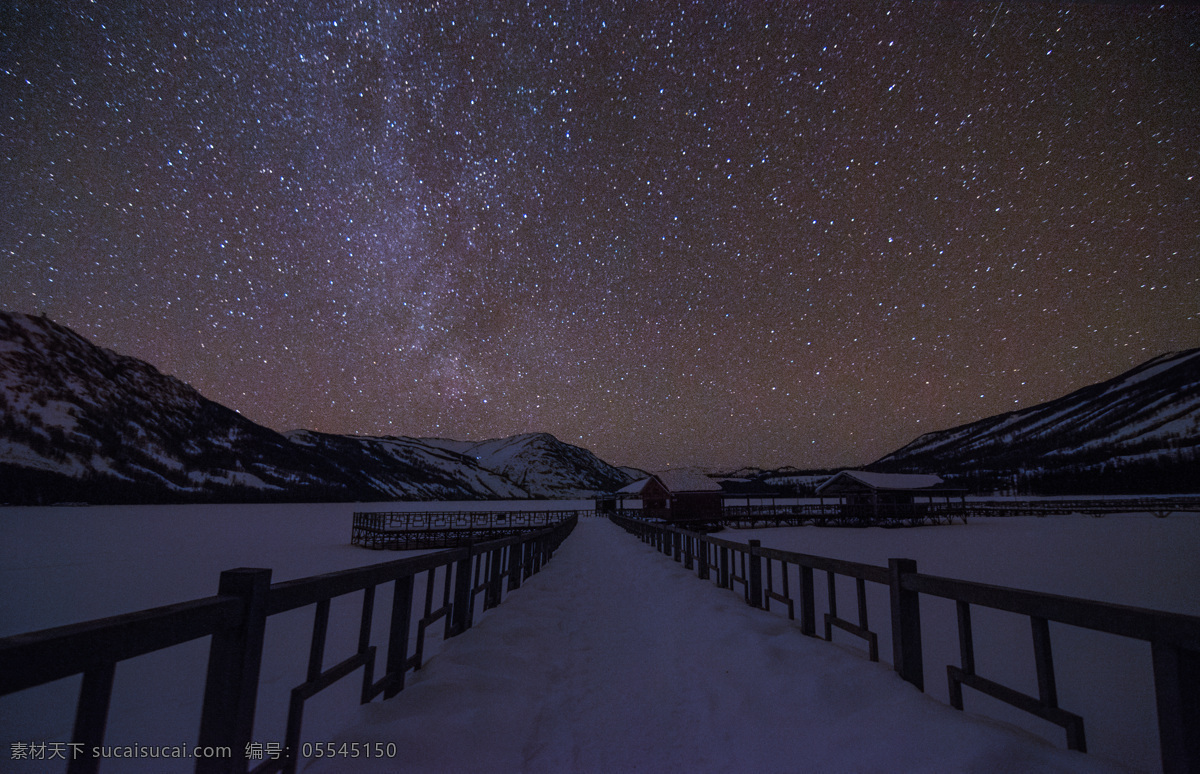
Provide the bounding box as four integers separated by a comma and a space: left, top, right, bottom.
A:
624, 515, 892, 584
904, 571, 1200, 650
0, 548, 474, 695
352, 508, 586, 524
0, 596, 243, 696
609, 513, 1200, 774
268, 526, 561, 614
0, 516, 578, 774
719, 498, 1200, 516
615, 511, 1200, 646
755, 544, 893, 585
265, 547, 469, 615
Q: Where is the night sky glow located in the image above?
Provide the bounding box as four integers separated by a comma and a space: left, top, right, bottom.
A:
2, 3, 1198, 471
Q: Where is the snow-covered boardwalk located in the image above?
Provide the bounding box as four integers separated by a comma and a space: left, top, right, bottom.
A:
307, 518, 1123, 773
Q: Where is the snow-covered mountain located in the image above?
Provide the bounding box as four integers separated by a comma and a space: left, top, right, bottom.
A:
285, 430, 529, 500
872, 348, 1200, 494
10, 309, 1190, 503
0, 311, 355, 503
422, 432, 633, 497
0, 311, 626, 504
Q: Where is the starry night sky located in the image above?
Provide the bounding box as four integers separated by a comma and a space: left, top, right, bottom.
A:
2, 2, 1198, 471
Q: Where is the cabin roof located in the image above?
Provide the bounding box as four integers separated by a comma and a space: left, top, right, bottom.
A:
816, 470, 951, 495
614, 470, 722, 496
654, 469, 724, 493
615, 477, 660, 496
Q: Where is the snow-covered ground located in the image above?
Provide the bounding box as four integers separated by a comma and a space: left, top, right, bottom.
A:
726, 514, 1200, 774
0, 500, 588, 774
0, 503, 1195, 773
304, 517, 1127, 774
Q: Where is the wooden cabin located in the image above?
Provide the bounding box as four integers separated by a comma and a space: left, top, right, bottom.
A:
610, 475, 671, 514
656, 469, 724, 523
816, 470, 966, 524
605, 470, 724, 524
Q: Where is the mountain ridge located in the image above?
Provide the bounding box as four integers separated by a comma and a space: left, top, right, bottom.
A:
2, 310, 1196, 502
422, 432, 631, 497
0, 311, 631, 504
0, 311, 357, 503
869, 347, 1200, 494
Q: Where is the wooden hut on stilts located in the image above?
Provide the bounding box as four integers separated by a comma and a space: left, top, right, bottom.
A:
815, 470, 966, 526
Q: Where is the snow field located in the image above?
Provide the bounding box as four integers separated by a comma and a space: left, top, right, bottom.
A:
1, 503, 1194, 772
305, 517, 1127, 774
730, 514, 1200, 773
0, 501, 595, 773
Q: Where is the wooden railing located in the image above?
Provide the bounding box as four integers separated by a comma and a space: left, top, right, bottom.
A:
955, 497, 1200, 519
610, 514, 1200, 774
0, 516, 577, 774
715, 503, 964, 527
611, 497, 1200, 529
351, 509, 584, 549
715, 497, 1200, 527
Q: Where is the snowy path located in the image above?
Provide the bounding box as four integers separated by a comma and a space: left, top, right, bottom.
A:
305, 518, 1125, 773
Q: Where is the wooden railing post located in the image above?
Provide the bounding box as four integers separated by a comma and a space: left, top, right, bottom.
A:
1152, 642, 1200, 774
68, 663, 115, 774
507, 538, 523, 591
888, 558, 924, 692
197, 568, 271, 774
450, 548, 475, 636
799, 565, 816, 637
747, 541, 763, 609
383, 575, 414, 699
530, 536, 542, 573
522, 540, 534, 580
485, 547, 503, 610
697, 538, 710, 580
1031, 616, 1059, 709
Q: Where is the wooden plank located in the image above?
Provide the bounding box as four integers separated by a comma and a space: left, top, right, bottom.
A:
956, 601, 976, 677
306, 600, 330, 684
825, 615, 880, 662
889, 558, 924, 692
197, 568, 272, 774
947, 666, 1086, 752
1031, 616, 1058, 708
67, 663, 115, 774
383, 575, 413, 700
1152, 642, 1200, 774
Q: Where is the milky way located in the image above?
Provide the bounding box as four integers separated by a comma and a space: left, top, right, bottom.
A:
2, 2, 1198, 471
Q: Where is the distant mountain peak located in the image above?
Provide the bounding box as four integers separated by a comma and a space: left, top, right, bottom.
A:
421, 432, 633, 498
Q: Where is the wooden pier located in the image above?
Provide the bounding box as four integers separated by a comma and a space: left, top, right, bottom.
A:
352, 509, 587, 549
